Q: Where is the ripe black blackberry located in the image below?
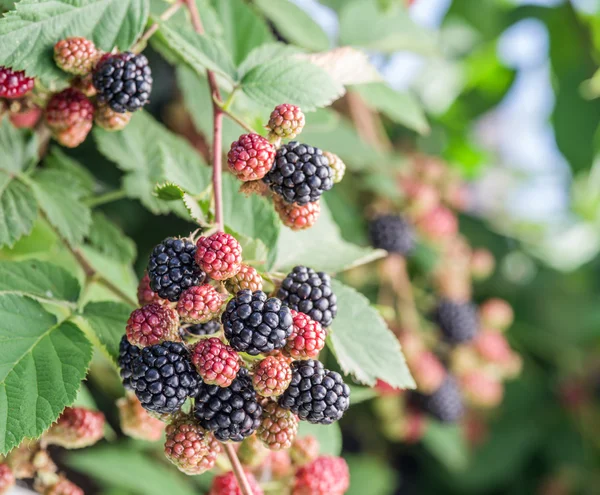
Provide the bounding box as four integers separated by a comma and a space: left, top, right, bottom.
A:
279, 359, 350, 425
277, 266, 337, 327
434, 299, 479, 344
412, 376, 464, 423
262, 141, 333, 205
368, 214, 415, 255
194, 368, 262, 442
130, 341, 200, 414
147, 237, 206, 302
92, 52, 152, 113
118, 335, 139, 391
185, 319, 221, 337
221, 289, 293, 355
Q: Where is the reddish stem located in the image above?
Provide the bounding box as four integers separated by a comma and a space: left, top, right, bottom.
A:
185, 0, 224, 232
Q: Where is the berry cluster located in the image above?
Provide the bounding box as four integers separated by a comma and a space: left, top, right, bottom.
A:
226, 104, 346, 231
0, 37, 152, 147
118, 232, 350, 486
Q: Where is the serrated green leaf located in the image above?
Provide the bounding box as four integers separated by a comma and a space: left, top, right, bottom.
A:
348, 385, 378, 404
422, 421, 469, 472
241, 56, 344, 111
154, 21, 236, 85
0, 119, 38, 173
0, 180, 38, 248
328, 280, 415, 389
183, 193, 206, 225
353, 83, 429, 134
81, 301, 131, 363
45, 148, 97, 196
0, 294, 93, 454
254, 0, 330, 52
339, 0, 438, 55
221, 174, 279, 269
345, 455, 397, 495
274, 201, 384, 273
0, 260, 80, 302
237, 42, 301, 79
225, 228, 269, 267
297, 422, 342, 456
88, 212, 137, 264
211, 0, 273, 66
154, 182, 185, 201
0, 0, 149, 87
30, 170, 92, 246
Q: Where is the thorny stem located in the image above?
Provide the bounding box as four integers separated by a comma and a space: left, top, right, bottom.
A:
185, 0, 224, 232
131, 0, 183, 53
223, 443, 254, 495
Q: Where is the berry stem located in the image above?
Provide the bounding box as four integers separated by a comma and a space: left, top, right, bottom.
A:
214, 96, 256, 134
223, 443, 254, 495
131, 0, 184, 53
184, 0, 224, 232
385, 255, 420, 331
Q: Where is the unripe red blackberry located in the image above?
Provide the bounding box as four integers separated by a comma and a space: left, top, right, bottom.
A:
0, 464, 15, 495
399, 408, 426, 444
257, 400, 298, 450
322, 152, 345, 184
52, 121, 93, 148
292, 456, 349, 495
164, 416, 221, 475
117, 393, 165, 441
409, 351, 447, 395
479, 298, 514, 331
126, 303, 180, 348
470, 248, 495, 280
44, 407, 105, 449
273, 195, 320, 231
284, 310, 326, 360
417, 205, 458, 241
195, 232, 242, 281
137, 272, 167, 307
0, 67, 34, 99
192, 337, 240, 387
253, 355, 292, 397
290, 435, 319, 466
267, 104, 305, 140
225, 264, 263, 294
227, 133, 276, 181
460, 371, 503, 408
473, 330, 513, 365
209, 470, 264, 495
267, 450, 293, 477
54, 37, 102, 75
177, 284, 224, 324
43, 477, 84, 495
95, 103, 132, 131
9, 106, 42, 129
45, 88, 94, 131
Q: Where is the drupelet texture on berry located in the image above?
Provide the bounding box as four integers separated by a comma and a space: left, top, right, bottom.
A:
194, 368, 262, 442
164, 416, 221, 475
126, 303, 180, 348
253, 355, 292, 397
185, 319, 222, 336
192, 337, 240, 387
323, 151, 345, 184
53, 120, 93, 148
117, 393, 165, 441
131, 341, 200, 414
225, 264, 263, 294
209, 470, 264, 495
195, 232, 242, 280
368, 214, 416, 255
118, 335, 140, 391
221, 290, 293, 355
0, 66, 34, 99
257, 400, 298, 450
92, 52, 152, 113
284, 310, 326, 360
227, 133, 276, 181
412, 375, 464, 423
177, 284, 223, 324
279, 360, 350, 425
44, 407, 105, 449
267, 104, 305, 140
434, 299, 479, 344
273, 195, 320, 231
54, 37, 101, 75
263, 141, 333, 205
290, 435, 320, 466
293, 456, 349, 495
95, 103, 131, 131
147, 237, 206, 302
45, 88, 94, 130
137, 272, 166, 307
277, 266, 337, 328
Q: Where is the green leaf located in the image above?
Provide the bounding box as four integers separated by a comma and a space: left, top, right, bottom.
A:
154, 22, 236, 84
345, 455, 397, 495
0, 294, 93, 454
183, 193, 206, 225
45, 148, 97, 196
0, 119, 38, 173
421, 421, 469, 472
328, 280, 415, 389
253, 0, 330, 52
221, 174, 280, 269
0, 260, 80, 302
154, 182, 185, 201
339, 0, 438, 55
211, 0, 273, 66
0, 0, 149, 87
88, 212, 137, 264
80, 301, 131, 363
297, 422, 342, 456
67, 444, 198, 495
30, 170, 92, 246
225, 229, 269, 267
237, 42, 301, 79
274, 201, 384, 273
353, 83, 429, 134
348, 385, 378, 404
0, 180, 38, 248
241, 56, 344, 111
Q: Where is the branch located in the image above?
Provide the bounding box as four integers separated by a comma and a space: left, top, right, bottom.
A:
386, 255, 420, 332
214, 96, 256, 134
185, 0, 224, 232
223, 443, 254, 495
131, 0, 183, 53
